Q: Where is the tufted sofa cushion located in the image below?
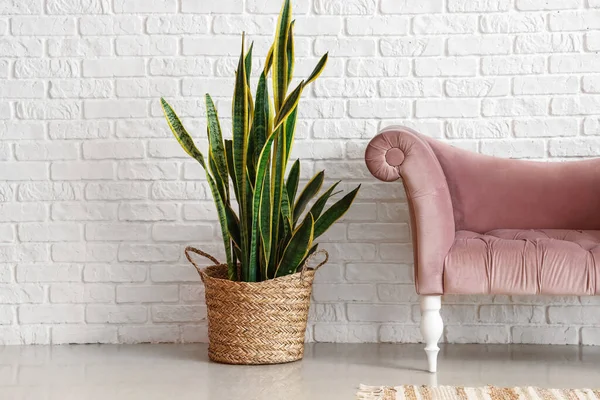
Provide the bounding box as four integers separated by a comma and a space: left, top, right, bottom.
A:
444, 229, 600, 296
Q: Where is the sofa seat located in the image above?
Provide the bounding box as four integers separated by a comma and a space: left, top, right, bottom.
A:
444, 229, 600, 296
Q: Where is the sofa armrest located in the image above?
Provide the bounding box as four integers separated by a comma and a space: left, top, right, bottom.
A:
365, 126, 455, 295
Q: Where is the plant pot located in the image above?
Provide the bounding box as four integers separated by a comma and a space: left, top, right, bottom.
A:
185, 247, 325, 365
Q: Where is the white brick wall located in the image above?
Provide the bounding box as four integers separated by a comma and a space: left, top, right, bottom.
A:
0, 0, 598, 346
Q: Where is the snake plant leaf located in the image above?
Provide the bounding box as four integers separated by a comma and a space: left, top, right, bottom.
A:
259, 166, 272, 279
206, 173, 236, 280
245, 41, 254, 87
265, 45, 274, 75
286, 159, 300, 209
224, 139, 239, 202
208, 151, 226, 200
247, 93, 254, 131
293, 170, 324, 225
307, 181, 340, 222
161, 98, 206, 168
247, 72, 254, 131
253, 72, 270, 166
280, 190, 292, 237
242, 176, 254, 281
245, 41, 254, 129
305, 53, 328, 86
273, 81, 304, 131
268, 97, 274, 137
284, 107, 297, 164
281, 21, 300, 163
232, 34, 250, 272
268, 127, 287, 278
275, 213, 314, 277
286, 20, 295, 86
247, 127, 256, 185
247, 131, 256, 178
249, 127, 282, 282
314, 185, 361, 239
232, 244, 242, 273
246, 44, 254, 120
205, 94, 229, 198
225, 202, 241, 250
245, 171, 254, 243
273, 0, 291, 110
232, 35, 249, 191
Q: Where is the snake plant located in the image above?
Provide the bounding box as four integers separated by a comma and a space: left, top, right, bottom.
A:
161, 0, 360, 282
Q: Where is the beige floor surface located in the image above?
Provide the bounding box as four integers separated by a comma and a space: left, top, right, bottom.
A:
0, 343, 599, 399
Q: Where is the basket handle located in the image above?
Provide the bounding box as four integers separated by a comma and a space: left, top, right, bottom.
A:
300, 249, 329, 279
184, 246, 220, 276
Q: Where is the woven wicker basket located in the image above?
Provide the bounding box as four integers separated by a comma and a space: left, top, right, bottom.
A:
185, 246, 326, 365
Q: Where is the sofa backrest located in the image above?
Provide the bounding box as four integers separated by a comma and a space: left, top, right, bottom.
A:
423, 137, 600, 233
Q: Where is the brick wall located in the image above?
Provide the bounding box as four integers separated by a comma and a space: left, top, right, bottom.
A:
0, 0, 599, 345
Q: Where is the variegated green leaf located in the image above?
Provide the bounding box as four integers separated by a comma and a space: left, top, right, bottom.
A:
205, 94, 229, 199
232, 34, 250, 273
243, 173, 254, 281
225, 203, 241, 251
284, 106, 297, 164
265, 45, 274, 75
161, 98, 206, 168
268, 128, 286, 278
232, 244, 242, 270
225, 139, 238, 202
272, 0, 291, 111
314, 185, 361, 239
249, 127, 281, 282
259, 166, 272, 280
286, 20, 295, 86
286, 159, 300, 210
206, 174, 236, 280
253, 72, 270, 166
275, 213, 314, 277
208, 150, 226, 200
232, 36, 249, 193
280, 189, 292, 237
305, 53, 328, 86
293, 170, 324, 225
307, 181, 340, 222
247, 131, 256, 180
247, 91, 254, 131
245, 41, 254, 87
273, 81, 303, 131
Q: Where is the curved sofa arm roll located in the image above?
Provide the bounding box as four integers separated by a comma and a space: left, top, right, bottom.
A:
365, 126, 455, 295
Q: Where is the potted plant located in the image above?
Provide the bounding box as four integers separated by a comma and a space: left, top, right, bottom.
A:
160, 0, 360, 365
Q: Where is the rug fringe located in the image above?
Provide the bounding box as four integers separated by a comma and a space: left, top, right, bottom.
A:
356, 384, 390, 400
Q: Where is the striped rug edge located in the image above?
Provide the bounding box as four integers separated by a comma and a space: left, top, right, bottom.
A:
356, 385, 600, 400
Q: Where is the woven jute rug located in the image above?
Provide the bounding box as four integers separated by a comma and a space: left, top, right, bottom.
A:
356, 385, 600, 400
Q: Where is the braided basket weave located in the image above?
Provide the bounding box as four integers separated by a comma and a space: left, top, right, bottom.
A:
185, 247, 326, 365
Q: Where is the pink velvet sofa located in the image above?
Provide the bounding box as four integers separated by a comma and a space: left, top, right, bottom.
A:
365, 126, 600, 373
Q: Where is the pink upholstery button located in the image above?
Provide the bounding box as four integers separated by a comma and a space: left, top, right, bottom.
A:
385, 147, 405, 166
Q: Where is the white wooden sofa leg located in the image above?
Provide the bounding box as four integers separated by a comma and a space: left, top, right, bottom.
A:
420, 295, 443, 373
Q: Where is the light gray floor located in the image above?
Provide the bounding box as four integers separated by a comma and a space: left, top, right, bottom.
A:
0, 343, 599, 399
